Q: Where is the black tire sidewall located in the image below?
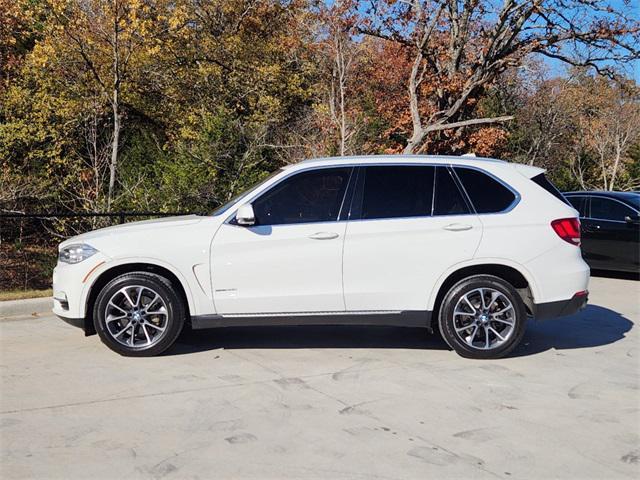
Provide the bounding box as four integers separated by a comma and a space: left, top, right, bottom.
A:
438, 275, 527, 359
94, 272, 185, 357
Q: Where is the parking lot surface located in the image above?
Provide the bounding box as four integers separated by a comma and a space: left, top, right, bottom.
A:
1, 275, 639, 479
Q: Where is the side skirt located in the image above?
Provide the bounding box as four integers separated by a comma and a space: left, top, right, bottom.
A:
191, 310, 433, 331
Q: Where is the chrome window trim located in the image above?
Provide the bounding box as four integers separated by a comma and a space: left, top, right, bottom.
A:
223, 162, 520, 226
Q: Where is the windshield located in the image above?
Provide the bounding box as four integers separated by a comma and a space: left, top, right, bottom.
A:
211, 169, 283, 216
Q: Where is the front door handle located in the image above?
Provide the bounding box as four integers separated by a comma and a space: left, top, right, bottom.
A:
308, 232, 339, 240
443, 223, 473, 232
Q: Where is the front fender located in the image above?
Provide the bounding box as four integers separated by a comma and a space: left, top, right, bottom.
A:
80, 256, 197, 318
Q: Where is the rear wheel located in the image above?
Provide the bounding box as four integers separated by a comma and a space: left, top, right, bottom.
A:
94, 272, 185, 356
438, 275, 527, 359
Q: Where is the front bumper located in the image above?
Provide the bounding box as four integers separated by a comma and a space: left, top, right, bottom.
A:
52, 253, 109, 320
533, 291, 588, 320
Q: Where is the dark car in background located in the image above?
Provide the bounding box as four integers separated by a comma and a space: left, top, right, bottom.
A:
564, 191, 640, 273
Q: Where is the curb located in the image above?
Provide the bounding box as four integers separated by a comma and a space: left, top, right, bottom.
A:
0, 297, 52, 319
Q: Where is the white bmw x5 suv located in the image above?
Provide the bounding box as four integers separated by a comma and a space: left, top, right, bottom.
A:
53, 155, 589, 359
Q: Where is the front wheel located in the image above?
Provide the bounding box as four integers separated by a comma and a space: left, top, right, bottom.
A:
93, 272, 186, 357
438, 275, 527, 359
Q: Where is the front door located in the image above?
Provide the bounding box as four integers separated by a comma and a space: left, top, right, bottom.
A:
211, 167, 353, 314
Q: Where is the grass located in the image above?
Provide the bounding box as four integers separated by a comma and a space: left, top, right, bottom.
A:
0, 289, 53, 301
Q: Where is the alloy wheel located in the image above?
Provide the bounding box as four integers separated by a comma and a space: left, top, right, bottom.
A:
104, 285, 169, 348
452, 287, 516, 350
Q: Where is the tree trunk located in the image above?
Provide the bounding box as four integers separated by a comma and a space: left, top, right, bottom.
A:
107, 92, 120, 211
403, 48, 424, 154
107, 2, 120, 212
338, 57, 347, 157
610, 139, 622, 191
600, 151, 609, 191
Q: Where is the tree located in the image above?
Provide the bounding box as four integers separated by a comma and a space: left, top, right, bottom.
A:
155, 0, 317, 206
348, 37, 507, 155
0, 0, 38, 90
316, 1, 362, 156
501, 69, 640, 191
582, 80, 640, 190
46, 0, 164, 209
356, 0, 640, 153
498, 64, 577, 169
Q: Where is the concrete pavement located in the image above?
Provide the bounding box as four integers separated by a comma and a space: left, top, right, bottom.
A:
0, 297, 51, 319
1, 275, 639, 479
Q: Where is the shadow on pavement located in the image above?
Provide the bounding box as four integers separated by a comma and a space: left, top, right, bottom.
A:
511, 304, 634, 357
170, 324, 448, 356
168, 304, 632, 357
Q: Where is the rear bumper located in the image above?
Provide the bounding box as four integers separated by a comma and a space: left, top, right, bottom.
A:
533, 291, 588, 320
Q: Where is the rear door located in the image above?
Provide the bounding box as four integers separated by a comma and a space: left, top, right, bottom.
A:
342, 165, 482, 312
586, 196, 640, 271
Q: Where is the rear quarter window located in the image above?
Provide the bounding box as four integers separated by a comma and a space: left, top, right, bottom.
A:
454, 167, 516, 213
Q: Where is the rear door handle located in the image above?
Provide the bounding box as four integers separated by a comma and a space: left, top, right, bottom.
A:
308, 232, 339, 240
443, 223, 473, 232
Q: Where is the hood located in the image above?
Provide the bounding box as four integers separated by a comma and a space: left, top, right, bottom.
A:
59, 215, 204, 249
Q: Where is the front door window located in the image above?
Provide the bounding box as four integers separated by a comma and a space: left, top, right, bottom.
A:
252, 168, 351, 225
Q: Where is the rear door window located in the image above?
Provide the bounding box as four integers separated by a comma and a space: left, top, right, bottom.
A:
454, 167, 516, 213
359, 166, 434, 220
433, 167, 470, 215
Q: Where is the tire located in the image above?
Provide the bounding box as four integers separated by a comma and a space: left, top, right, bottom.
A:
93, 272, 186, 357
438, 275, 527, 359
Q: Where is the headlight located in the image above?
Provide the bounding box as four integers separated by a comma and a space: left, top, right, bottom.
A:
59, 244, 98, 264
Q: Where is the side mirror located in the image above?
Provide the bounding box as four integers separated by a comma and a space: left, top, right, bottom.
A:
625, 214, 640, 225
235, 204, 255, 226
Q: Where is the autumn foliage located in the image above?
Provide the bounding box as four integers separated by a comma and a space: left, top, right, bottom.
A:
0, 0, 638, 290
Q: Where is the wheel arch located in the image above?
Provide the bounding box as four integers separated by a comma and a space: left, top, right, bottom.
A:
428, 260, 537, 328
82, 260, 193, 336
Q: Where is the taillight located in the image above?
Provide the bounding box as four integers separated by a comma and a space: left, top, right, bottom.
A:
551, 218, 581, 246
